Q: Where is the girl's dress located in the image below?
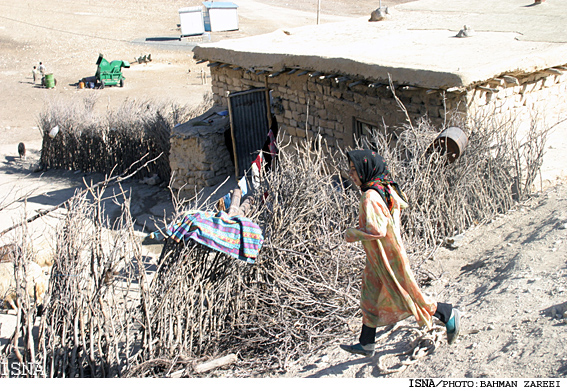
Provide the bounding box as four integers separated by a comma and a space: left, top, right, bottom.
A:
346, 186, 437, 329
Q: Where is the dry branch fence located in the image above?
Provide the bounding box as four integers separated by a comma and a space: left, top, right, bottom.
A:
1, 181, 143, 378
38, 94, 212, 183
1, 105, 551, 377
127, 110, 551, 376
370, 111, 549, 255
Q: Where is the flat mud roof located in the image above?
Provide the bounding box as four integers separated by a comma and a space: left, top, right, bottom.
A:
193, 0, 567, 89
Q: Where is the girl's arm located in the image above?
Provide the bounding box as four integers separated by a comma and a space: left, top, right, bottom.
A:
345, 192, 388, 242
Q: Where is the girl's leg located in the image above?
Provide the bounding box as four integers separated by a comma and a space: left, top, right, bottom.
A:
339, 324, 376, 357
359, 324, 376, 345
434, 302, 461, 345
434, 302, 453, 324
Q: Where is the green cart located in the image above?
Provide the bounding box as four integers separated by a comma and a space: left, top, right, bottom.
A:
95, 53, 130, 88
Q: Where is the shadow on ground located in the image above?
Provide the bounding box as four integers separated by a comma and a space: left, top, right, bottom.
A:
305, 323, 432, 378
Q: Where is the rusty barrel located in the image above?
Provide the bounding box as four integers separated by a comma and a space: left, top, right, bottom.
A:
431, 126, 468, 163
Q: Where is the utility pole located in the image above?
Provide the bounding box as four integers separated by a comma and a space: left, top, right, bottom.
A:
317, 0, 321, 24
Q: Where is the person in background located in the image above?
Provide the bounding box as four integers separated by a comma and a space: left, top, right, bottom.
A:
340, 149, 461, 358
32, 66, 38, 84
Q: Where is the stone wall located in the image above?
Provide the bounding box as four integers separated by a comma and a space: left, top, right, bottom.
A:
170, 107, 234, 197
210, 66, 462, 151
168, 63, 567, 197
208, 65, 567, 151
466, 70, 567, 127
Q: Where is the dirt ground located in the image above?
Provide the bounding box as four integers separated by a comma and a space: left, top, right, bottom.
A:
0, 0, 409, 152
1, 0, 567, 380
285, 183, 567, 378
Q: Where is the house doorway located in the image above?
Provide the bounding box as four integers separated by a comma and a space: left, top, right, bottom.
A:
227, 88, 277, 181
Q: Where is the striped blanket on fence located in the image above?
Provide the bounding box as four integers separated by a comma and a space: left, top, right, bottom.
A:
165, 210, 264, 264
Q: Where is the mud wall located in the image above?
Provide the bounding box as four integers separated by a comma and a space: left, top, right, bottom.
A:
168, 64, 567, 197
170, 110, 234, 197
208, 65, 567, 152
209, 67, 463, 151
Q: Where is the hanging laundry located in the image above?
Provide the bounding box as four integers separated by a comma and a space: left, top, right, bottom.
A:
165, 210, 264, 264
267, 128, 278, 160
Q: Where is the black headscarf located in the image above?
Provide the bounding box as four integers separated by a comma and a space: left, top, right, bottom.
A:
347, 149, 408, 211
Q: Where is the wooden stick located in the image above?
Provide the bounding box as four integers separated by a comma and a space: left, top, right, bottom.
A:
227, 188, 242, 217
193, 353, 237, 374
237, 196, 254, 217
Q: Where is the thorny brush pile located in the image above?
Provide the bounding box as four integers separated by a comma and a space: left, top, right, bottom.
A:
37, 93, 213, 184
0, 106, 551, 377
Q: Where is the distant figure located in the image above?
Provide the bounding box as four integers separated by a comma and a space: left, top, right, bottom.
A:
38, 62, 46, 76
136, 54, 152, 64
369, 6, 389, 22
18, 142, 26, 160
32, 66, 38, 84
456, 25, 474, 38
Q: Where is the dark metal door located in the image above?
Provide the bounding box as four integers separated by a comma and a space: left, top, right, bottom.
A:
228, 88, 270, 179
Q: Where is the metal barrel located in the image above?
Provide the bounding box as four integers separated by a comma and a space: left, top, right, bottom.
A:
431, 126, 468, 163
44, 73, 55, 88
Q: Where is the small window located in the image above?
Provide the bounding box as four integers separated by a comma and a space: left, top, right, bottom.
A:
353, 118, 380, 148
354, 118, 397, 149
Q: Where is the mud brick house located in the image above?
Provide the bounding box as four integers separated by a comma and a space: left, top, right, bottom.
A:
171, 0, 567, 196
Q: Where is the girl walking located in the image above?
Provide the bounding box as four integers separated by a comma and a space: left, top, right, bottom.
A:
340, 149, 460, 357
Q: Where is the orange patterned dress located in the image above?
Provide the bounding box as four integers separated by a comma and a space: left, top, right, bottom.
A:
346, 187, 437, 329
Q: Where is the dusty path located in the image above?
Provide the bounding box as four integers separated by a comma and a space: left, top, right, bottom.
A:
282, 183, 567, 378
